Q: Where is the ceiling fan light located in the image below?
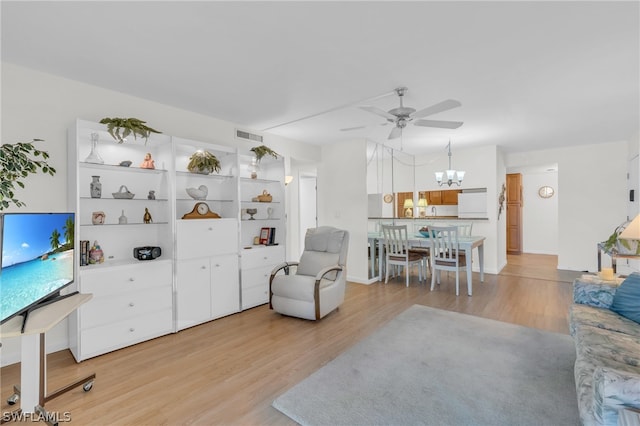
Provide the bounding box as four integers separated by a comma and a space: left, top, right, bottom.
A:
457, 171, 466, 181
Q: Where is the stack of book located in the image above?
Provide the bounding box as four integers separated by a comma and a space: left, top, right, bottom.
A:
259, 227, 277, 245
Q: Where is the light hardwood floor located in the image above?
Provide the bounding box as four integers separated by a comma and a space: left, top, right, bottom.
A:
1, 254, 581, 425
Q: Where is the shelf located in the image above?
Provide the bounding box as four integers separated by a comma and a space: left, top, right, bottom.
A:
241, 200, 281, 204
79, 162, 168, 174
79, 257, 171, 270
242, 218, 281, 222
176, 171, 234, 180
240, 177, 281, 184
81, 197, 169, 202
80, 222, 170, 227
176, 198, 234, 203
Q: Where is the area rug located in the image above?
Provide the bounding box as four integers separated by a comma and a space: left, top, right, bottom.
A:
272, 305, 579, 426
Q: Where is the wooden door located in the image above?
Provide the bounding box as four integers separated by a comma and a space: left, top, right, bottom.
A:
442, 189, 461, 205
506, 173, 523, 254
427, 191, 442, 205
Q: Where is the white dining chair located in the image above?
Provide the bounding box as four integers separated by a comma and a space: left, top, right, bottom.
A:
429, 225, 471, 296
382, 225, 424, 287
457, 222, 473, 236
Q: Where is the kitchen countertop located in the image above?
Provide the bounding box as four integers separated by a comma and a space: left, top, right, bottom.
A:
369, 216, 489, 221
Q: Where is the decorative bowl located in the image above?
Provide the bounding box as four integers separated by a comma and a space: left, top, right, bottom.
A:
186, 185, 208, 200
112, 185, 135, 199
419, 230, 437, 238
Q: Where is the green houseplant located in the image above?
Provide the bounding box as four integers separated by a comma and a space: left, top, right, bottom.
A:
0, 139, 57, 210
250, 145, 279, 162
99, 117, 162, 144
603, 220, 640, 254
187, 150, 221, 174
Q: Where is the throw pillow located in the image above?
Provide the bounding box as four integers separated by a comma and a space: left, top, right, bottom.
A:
610, 272, 640, 324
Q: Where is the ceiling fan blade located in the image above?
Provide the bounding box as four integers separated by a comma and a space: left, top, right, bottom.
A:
340, 125, 367, 131
414, 119, 464, 129
412, 99, 461, 119
359, 105, 396, 121
388, 126, 402, 140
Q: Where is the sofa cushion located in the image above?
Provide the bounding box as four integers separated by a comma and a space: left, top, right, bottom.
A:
611, 273, 640, 324
574, 324, 640, 368
271, 274, 335, 302
570, 304, 640, 338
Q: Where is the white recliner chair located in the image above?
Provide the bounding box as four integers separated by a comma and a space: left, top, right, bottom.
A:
269, 226, 349, 320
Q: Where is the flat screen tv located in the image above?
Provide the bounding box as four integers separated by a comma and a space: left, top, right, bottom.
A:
0, 212, 76, 331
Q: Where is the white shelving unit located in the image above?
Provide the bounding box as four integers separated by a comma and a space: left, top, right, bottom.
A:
173, 138, 240, 330
68, 119, 175, 362
238, 153, 286, 310
68, 121, 286, 360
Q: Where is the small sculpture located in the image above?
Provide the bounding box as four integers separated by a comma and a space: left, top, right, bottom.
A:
89, 241, 104, 264
148, 190, 156, 200
140, 152, 155, 169
186, 185, 208, 200
118, 210, 128, 224
143, 207, 153, 223
91, 211, 106, 225
119, 160, 132, 167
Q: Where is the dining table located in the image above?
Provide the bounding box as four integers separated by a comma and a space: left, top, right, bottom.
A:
368, 232, 486, 291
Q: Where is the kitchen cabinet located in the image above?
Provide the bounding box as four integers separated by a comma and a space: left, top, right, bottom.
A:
507, 173, 523, 254
421, 190, 461, 206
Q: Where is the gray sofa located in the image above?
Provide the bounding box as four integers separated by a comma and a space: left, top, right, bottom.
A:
569, 278, 640, 425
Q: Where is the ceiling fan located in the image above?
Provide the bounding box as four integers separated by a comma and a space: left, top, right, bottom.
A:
343, 87, 463, 140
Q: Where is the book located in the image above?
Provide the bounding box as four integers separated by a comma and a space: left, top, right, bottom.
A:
268, 227, 276, 245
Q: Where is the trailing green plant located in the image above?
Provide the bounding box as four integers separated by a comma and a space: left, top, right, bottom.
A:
99, 117, 161, 144
187, 150, 221, 174
250, 145, 279, 162
603, 222, 640, 254
0, 139, 57, 210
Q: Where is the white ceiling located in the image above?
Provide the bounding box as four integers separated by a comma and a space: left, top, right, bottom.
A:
2, 1, 638, 155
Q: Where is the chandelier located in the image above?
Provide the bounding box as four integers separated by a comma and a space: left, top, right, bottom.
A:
435, 140, 465, 187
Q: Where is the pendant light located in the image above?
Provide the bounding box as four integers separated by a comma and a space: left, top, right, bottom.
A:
435, 140, 465, 187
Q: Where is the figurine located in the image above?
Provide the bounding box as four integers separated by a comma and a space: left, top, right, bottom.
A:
148, 190, 156, 200
143, 207, 153, 223
89, 241, 104, 264
140, 152, 155, 169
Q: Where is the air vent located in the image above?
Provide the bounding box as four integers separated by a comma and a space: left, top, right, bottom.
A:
236, 129, 263, 143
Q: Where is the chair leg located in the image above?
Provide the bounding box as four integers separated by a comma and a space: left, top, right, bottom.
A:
405, 263, 409, 287
430, 268, 436, 291
455, 270, 460, 296
385, 260, 390, 283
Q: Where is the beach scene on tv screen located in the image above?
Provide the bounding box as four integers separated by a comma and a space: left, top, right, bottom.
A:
0, 213, 74, 322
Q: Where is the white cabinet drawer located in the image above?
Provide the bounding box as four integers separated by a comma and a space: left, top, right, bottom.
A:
241, 245, 285, 269
80, 285, 173, 330
177, 219, 238, 259
80, 308, 173, 360
242, 284, 269, 310
241, 265, 273, 290
80, 260, 172, 296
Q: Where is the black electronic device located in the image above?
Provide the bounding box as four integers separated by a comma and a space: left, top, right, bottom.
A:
133, 246, 162, 260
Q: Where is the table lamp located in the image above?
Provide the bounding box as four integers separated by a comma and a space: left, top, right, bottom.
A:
418, 198, 428, 217
620, 214, 640, 240
403, 199, 414, 218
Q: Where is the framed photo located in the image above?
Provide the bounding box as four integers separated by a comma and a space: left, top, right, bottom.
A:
259, 227, 270, 245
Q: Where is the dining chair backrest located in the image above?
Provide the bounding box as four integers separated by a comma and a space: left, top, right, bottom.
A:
457, 222, 473, 237
382, 225, 410, 257
430, 225, 461, 265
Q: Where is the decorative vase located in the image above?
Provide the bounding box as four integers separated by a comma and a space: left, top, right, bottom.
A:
118, 210, 128, 224
250, 156, 259, 179
91, 211, 106, 225
246, 208, 257, 220
90, 176, 102, 198
85, 133, 104, 164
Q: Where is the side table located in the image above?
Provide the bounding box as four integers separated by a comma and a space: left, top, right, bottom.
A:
0, 293, 95, 426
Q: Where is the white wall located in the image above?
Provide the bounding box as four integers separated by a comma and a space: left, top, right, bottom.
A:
505, 141, 628, 272
0, 63, 320, 366
522, 171, 558, 254
317, 139, 369, 283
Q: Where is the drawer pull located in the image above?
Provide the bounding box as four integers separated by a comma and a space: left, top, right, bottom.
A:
201, 265, 207, 269
129, 328, 135, 332
263, 256, 268, 260
214, 264, 220, 267
129, 302, 135, 307
129, 277, 135, 282
208, 227, 213, 231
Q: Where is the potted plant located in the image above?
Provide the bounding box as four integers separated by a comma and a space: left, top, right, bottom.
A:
187, 150, 221, 174
603, 220, 640, 254
0, 139, 57, 210
99, 117, 162, 144
250, 145, 279, 162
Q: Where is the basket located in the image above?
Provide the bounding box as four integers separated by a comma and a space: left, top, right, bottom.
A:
256, 190, 272, 203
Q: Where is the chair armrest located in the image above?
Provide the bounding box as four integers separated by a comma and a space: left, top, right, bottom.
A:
593, 366, 640, 424
573, 279, 617, 308
270, 261, 299, 280
315, 264, 344, 282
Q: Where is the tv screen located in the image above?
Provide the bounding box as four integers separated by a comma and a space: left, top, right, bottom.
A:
0, 212, 75, 326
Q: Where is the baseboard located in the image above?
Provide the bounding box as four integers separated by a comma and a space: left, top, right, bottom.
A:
347, 274, 377, 285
